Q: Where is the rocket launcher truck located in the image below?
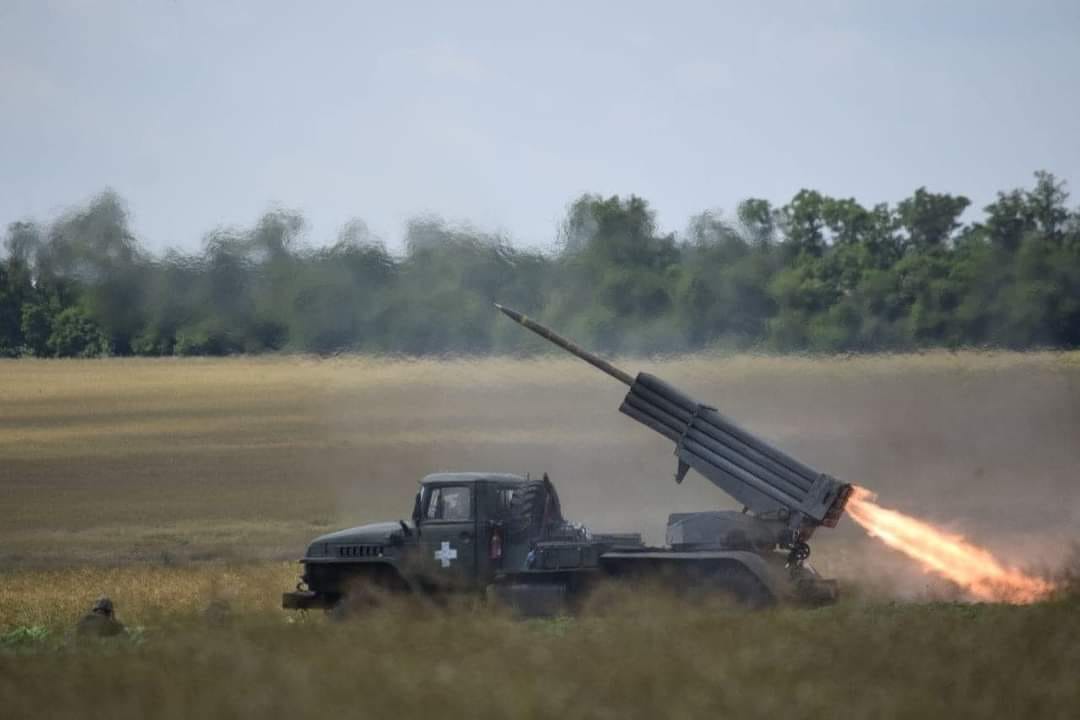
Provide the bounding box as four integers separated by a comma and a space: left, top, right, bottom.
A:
283, 307, 853, 614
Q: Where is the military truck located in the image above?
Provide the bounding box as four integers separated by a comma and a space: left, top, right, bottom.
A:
283, 306, 853, 614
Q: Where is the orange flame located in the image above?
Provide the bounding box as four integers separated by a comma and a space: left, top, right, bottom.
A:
845, 486, 1055, 604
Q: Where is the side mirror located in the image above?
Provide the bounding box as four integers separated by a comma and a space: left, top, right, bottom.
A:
411, 491, 423, 526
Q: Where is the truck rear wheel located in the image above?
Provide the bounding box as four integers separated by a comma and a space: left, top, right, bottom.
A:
698, 563, 775, 608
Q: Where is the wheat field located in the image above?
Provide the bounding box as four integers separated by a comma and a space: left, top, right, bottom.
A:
1, 352, 1078, 718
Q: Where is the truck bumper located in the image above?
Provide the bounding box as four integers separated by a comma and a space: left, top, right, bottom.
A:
282, 591, 336, 610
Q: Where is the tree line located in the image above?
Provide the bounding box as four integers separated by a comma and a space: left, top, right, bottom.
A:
1, 171, 1077, 358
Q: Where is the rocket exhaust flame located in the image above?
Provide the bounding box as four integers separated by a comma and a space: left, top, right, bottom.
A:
846, 486, 1055, 604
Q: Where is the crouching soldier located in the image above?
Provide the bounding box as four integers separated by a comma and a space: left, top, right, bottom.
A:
76, 596, 125, 638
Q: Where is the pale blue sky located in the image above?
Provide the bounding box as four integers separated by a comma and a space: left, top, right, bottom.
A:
2, 0, 1078, 252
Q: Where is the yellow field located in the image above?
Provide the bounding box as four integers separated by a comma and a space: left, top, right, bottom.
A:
1, 352, 1078, 718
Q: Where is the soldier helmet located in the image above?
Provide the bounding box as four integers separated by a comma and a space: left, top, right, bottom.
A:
91, 596, 114, 616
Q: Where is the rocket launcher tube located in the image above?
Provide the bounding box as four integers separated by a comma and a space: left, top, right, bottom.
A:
495, 304, 852, 536
494, 304, 633, 385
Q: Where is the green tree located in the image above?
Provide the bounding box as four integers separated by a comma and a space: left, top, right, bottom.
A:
896, 188, 970, 253
736, 198, 778, 247
1, 222, 42, 355
33, 191, 145, 353
20, 291, 67, 357
677, 210, 774, 347
779, 190, 828, 260
1026, 171, 1069, 240
556, 194, 680, 352
284, 226, 395, 354
47, 306, 110, 358
2, 175, 1079, 358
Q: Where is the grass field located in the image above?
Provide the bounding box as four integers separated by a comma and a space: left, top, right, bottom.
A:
2, 352, 1078, 718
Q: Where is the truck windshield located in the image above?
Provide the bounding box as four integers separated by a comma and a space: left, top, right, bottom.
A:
424, 486, 472, 522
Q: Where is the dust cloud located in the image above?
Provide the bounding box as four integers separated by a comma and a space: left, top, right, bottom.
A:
320, 353, 1080, 598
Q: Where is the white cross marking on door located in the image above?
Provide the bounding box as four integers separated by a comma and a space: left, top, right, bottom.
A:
434, 541, 458, 568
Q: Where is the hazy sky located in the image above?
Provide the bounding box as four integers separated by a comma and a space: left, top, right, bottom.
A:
2, 1, 1078, 252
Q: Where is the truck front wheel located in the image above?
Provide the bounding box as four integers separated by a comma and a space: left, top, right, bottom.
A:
324, 565, 411, 619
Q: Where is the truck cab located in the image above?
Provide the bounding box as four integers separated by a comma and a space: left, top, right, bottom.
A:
283, 473, 527, 611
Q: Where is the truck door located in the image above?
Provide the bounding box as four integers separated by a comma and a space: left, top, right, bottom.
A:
418, 484, 478, 589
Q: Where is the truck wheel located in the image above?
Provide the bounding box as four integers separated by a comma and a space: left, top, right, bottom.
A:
325, 597, 351, 621
703, 565, 775, 609
326, 586, 382, 620
326, 567, 408, 620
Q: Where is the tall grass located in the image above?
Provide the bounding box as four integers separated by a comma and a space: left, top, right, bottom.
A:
2, 354, 1079, 717
1, 589, 1078, 719
0, 564, 296, 629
